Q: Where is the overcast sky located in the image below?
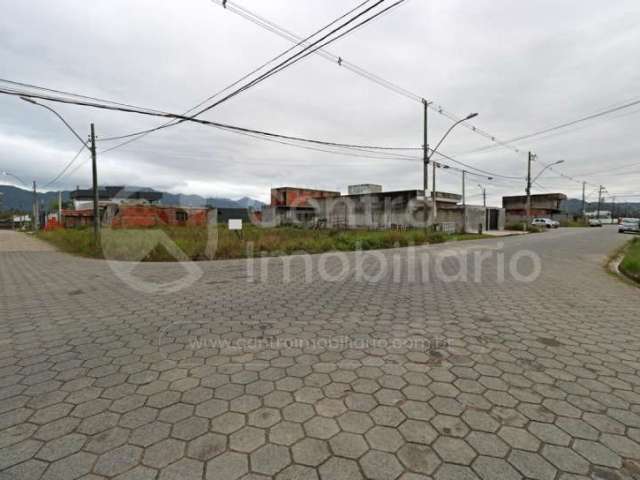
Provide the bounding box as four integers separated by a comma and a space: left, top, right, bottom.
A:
1, 0, 640, 205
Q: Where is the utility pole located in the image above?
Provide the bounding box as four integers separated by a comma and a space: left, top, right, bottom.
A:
596, 185, 604, 220
581, 181, 586, 218
32, 180, 38, 231
526, 152, 533, 222
58, 191, 63, 224
90, 123, 99, 238
612, 196, 616, 220
482, 187, 486, 207
462, 170, 466, 206
422, 99, 429, 195
432, 161, 437, 225
422, 99, 429, 228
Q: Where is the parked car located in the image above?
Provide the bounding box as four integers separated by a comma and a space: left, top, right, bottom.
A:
618, 218, 640, 234
531, 218, 559, 229
588, 218, 603, 227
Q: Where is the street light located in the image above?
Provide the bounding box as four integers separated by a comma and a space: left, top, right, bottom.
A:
21, 96, 99, 238
462, 170, 492, 206
1, 171, 27, 186
532, 159, 564, 184
478, 184, 486, 207
20, 97, 88, 147
429, 112, 479, 226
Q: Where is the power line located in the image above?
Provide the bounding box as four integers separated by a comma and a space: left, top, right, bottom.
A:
460, 96, 640, 156
0, 84, 526, 186
42, 144, 87, 188
212, 0, 524, 154
99, 0, 379, 144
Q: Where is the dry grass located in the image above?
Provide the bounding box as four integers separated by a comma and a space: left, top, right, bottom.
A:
38, 225, 485, 262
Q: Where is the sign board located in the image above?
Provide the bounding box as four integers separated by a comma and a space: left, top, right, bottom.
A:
228, 219, 242, 230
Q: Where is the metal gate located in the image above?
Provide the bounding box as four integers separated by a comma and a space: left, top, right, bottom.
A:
487, 209, 499, 230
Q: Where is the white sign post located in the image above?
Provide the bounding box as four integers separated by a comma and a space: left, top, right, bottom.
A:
228, 219, 242, 230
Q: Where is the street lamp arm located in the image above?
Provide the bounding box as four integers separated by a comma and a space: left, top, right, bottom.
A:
1, 171, 27, 186
20, 97, 88, 148
428, 113, 478, 161
532, 160, 564, 183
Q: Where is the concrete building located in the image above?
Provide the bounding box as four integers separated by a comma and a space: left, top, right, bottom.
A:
503, 193, 567, 223
263, 187, 340, 226
348, 184, 383, 195
315, 190, 425, 229
70, 186, 162, 210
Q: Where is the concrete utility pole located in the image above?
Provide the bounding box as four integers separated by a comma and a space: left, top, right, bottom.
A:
596, 185, 604, 219
422, 99, 429, 195
90, 123, 100, 238
462, 170, 466, 206
478, 185, 486, 207
58, 191, 63, 223
431, 160, 437, 225
581, 181, 586, 218
32, 180, 38, 231
526, 152, 533, 222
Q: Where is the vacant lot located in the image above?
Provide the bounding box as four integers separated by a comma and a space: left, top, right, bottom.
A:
38, 226, 484, 261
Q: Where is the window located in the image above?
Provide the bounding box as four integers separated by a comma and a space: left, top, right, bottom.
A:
176, 210, 188, 222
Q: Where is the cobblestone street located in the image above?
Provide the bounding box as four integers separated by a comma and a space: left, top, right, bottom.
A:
1, 227, 639, 480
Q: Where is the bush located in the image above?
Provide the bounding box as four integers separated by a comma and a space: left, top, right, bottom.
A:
505, 222, 542, 233
620, 238, 640, 281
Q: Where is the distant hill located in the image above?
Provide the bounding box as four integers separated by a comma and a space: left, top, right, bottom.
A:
563, 198, 640, 217
0, 185, 265, 212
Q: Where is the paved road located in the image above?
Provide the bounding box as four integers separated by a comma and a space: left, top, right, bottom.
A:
0, 227, 639, 480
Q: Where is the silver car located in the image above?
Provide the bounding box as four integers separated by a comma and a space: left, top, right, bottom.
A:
619, 218, 640, 234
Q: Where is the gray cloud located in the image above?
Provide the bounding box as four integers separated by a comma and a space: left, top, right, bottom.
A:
1, 0, 639, 205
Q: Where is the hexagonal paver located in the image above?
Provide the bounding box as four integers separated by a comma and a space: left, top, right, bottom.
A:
472, 456, 523, 480
572, 439, 622, 469
398, 419, 438, 445
195, 398, 228, 418
462, 409, 500, 433
304, 416, 340, 439
143, 438, 185, 468
498, 426, 540, 451
230, 426, 266, 452
337, 411, 374, 434
283, 402, 315, 423
94, 445, 142, 477
370, 405, 406, 427
435, 464, 481, 480
250, 443, 292, 476
84, 427, 129, 454
187, 432, 227, 461
36, 433, 87, 461
158, 457, 204, 480
41, 452, 96, 480
172, 416, 209, 440
248, 407, 281, 428
541, 445, 590, 475
130, 421, 171, 447
508, 450, 556, 480
276, 464, 319, 480
292, 437, 331, 466
365, 426, 404, 452
360, 450, 404, 480
210, 412, 245, 434
206, 452, 248, 480
270, 421, 304, 445
397, 443, 441, 475
329, 432, 368, 458
433, 436, 477, 465
319, 457, 364, 480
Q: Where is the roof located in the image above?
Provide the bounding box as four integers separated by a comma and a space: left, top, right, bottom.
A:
272, 187, 341, 194
502, 193, 567, 201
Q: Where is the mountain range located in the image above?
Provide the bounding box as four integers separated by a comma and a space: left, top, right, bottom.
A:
0, 185, 265, 212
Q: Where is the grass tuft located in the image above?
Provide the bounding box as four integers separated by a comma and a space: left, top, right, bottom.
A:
37, 226, 485, 262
